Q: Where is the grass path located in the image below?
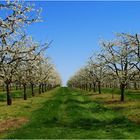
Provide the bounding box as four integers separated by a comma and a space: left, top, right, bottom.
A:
2, 87, 140, 139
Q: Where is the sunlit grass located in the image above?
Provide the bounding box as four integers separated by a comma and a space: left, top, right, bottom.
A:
0, 87, 140, 139
0, 88, 58, 138
0, 87, 40, 101
86, 88, 140, 128
0, 88, 140, 139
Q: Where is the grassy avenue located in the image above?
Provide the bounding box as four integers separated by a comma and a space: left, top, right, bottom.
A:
0, 87, 140, 139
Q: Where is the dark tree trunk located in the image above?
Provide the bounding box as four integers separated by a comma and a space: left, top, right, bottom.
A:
23, 84, 27, 100
93, 83, 96, 92
98, 81, 101, 94
6, 82, 12, 105
134, 82, 137, 90
42, 84, 44, 93
31, 83, 34, 96
120, 83, 125, 102
39, 84, 41, 94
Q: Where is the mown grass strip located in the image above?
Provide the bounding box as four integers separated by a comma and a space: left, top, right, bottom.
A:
4, 87, 140, 139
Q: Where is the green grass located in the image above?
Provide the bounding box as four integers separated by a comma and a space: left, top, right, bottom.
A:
0, 87, 40, 101
101, 87, 140, 100
1, 87, 139, 139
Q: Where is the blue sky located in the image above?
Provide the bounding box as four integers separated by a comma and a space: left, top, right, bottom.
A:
26, 1, 140, 85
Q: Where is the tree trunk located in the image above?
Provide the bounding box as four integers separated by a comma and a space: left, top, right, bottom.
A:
98, 81, 101, 94
6, 82, 12, 105
93, 83, 96, 92
134, 82, 137, 90
120, 83, 125, 101
31, 83, 34, 96
42, 84, 44, 93
39, 84, 41, 94
23, 84, 27, 100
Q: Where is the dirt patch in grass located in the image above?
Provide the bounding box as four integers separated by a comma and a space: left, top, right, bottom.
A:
128, 115, 140, 124
0, 117, 29, 133
104, 100, 122, 104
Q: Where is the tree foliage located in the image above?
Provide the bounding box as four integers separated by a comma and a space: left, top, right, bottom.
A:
0, 0, 61, 105
67, 33, 140, 101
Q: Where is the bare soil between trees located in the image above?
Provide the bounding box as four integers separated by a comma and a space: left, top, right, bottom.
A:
0, 117, 28, 134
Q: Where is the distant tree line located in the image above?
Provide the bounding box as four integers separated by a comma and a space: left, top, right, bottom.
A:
67, 33, 140, 101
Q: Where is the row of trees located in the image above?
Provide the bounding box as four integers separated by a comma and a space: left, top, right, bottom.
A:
0, 0, 61, 105
67, 33, 140, 101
